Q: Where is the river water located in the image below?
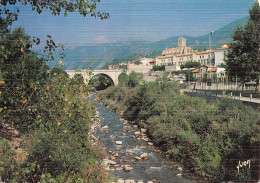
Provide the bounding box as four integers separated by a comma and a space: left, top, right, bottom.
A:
90, 95, 194, 183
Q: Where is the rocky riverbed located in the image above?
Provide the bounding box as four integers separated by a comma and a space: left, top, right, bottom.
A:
90, 95, 194, 183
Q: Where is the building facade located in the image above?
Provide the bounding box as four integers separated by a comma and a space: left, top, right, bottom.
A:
214, 45, 229, 66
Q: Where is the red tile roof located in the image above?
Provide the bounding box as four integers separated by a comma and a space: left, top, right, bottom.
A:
192, 69, 200, 73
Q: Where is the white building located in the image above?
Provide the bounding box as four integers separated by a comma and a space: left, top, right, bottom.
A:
214, 45, 229, 66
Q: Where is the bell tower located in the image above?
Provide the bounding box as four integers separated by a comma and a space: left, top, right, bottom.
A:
178, 36, 186, 47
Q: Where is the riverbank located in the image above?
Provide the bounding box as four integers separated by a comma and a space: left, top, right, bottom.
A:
90, 94, 194, 183
96, 82, 260, 182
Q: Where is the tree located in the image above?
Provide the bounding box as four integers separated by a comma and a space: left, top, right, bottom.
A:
225, 2, 260, 90
118, 73, 129, 86
128, 71, 143, 88
0, 28, 49, 129
181, 61, 201, 69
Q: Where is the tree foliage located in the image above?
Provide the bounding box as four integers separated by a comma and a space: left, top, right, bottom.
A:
181, 61, 201, 69
0, 0, 112, 182
152, 65, 165, 71
225, 2, 260, 85
118, 72, 129, 87
128, 71, 143, 88
0, 28, 111, 182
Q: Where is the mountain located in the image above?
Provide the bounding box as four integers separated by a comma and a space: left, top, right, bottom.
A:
48, 16, 248, 70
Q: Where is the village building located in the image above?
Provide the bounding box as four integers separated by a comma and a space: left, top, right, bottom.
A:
192, 64, 226, 81
162, 36, 193, 56
214, 45, 229, 66
192, 64, 217, 80
127, 57, 155, 74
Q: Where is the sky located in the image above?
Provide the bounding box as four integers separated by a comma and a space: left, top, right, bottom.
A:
11, 0, 256, 48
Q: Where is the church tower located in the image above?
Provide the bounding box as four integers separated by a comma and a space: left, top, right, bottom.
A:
178, 36, 186, 48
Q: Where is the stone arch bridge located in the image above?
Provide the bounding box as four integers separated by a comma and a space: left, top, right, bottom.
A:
65, 69, 123, 85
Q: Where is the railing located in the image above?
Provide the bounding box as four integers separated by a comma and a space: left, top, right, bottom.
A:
183, 88, 260, 104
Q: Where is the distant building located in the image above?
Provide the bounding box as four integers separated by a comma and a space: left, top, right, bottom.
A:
127, 58, 154, 73
108, 65, 119, 70
192, 64, 217, 80
162, 36, 193, 56
214, 45, 229, 66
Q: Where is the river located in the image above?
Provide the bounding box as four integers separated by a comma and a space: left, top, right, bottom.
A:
90, 95, 194, 183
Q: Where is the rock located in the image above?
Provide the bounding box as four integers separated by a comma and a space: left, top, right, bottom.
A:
143, 138, 149, 142
177, 173, 182, 176
116, 167, 122, 171
135, 157, 142, 160
155, 149, 161, 153
107, 160, 117, 165
134, 131, 141, 136
125, 180, 135, 183
148, 142, 154, 146
117, 179, 124, 183
140, 153, 148, 159
113, 152, 119, 157
101, 125, 109, 130
115, 141, 122, 145
141, 128, 147, 133
122, 165, 133, 172
124, 166, 133, 172
177, 167, 183, 171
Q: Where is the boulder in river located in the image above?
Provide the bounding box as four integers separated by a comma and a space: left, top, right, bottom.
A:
101, 125, 109, 130
107, 160, 117, 165
134, 156, 142, 160
177, 166, 183, 171
122, 165, 134, 172
125, 180, 135, 183
141, 128, 147, 133
117, 179, 124, 183
115, 141, 122, 145
134, 131, 141, 136
148, 142, 154, 146
140, 153, 148, 159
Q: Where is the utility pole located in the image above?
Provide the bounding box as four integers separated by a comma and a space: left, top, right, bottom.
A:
208, 31, 214, 89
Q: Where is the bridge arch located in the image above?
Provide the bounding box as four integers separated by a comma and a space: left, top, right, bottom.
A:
90, 73, 115, 90
65, 69, 123, 86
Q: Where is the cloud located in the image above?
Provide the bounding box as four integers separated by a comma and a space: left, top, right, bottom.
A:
94, 36, 109, 44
